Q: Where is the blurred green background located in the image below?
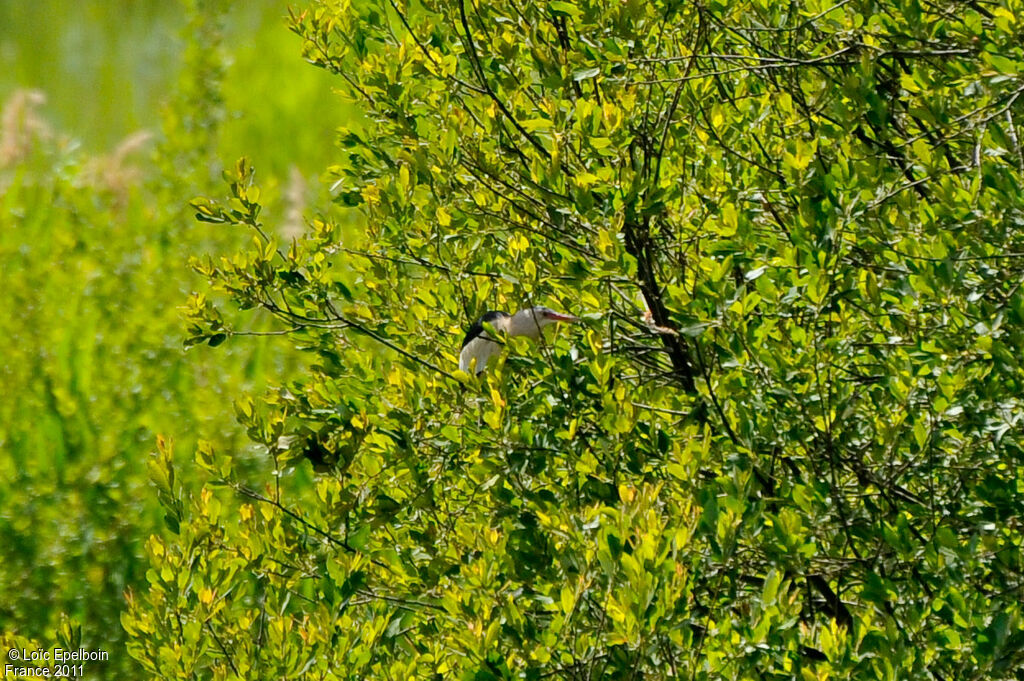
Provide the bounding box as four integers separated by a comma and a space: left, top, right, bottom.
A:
0, 0, 341, 176
0, 0, 346, 676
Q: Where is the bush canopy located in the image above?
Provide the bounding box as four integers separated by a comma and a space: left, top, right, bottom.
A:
127, 0, 1024, 678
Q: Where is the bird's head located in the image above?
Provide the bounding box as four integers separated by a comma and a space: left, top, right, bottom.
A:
531, 306, 577, 325
509, 306, 577, 338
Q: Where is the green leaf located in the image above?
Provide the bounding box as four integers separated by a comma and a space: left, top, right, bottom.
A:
549, 1, 582, 18
572, 66, 600, 81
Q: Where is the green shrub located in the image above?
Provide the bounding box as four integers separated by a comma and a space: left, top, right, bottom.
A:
127, 0, 1024, 678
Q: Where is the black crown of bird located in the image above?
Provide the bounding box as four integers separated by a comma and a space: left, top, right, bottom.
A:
459, 305, 577, 374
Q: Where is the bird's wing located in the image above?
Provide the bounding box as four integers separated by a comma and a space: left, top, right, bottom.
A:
461, 311, 508, 349
459, 334, 502, 373
459, 311, 509, 374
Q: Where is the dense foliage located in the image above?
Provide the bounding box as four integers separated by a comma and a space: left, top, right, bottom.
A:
129, 0, 1024, 678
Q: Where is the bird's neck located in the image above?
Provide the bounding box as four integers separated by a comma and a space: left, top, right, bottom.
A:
507, 310, 544, 339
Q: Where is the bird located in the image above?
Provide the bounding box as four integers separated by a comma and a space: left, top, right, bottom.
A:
459, 306, 576, 374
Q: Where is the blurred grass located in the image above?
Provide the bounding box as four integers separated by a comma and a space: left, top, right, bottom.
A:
0, 0, 344, 176
0, 0, 350, 677
0, 1, 183, 153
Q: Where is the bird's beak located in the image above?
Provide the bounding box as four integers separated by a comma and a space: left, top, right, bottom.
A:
547, 311, 577, 323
